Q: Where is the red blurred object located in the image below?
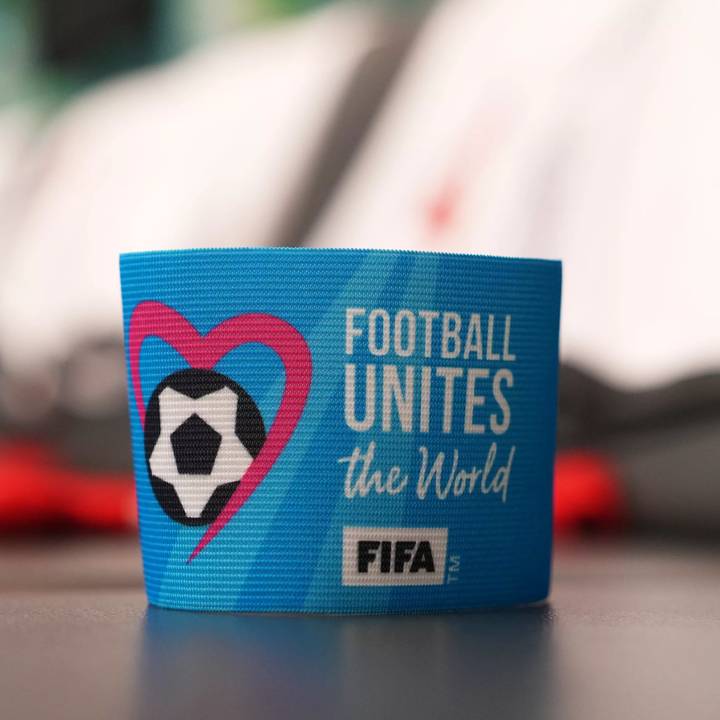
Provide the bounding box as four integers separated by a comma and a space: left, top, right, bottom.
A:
0, 442, 136, 532
0, 442, 624, 536
554, 451, 626, 534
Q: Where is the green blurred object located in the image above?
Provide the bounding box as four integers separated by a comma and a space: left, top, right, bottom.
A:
0, 0, 428, 113
262, 0, 332, 16
0, 0, 33, 105
261, 0, 424, 15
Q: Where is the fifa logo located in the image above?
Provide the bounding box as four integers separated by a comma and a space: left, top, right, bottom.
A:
357, 540, 436, 573
342, 527, 448, 586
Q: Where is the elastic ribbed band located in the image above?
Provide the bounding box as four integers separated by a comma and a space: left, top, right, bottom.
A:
119, 248, 562, 613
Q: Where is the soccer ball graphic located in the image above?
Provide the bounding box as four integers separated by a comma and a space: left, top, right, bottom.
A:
144, 368, 266, 526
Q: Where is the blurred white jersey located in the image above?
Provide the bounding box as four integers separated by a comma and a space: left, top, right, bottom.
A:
0, 5, 380, 372
2, 0, 719, 390
312, 0, 720, 389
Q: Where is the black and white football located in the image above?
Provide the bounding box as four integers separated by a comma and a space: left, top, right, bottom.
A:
143, 368, 265, 526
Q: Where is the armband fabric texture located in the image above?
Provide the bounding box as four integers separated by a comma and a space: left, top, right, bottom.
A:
119, 248, 562, 613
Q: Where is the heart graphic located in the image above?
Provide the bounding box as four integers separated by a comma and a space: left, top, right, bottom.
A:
128, 301, 312, 562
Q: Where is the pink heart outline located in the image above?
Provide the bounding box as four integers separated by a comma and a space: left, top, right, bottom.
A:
128, 301, 312, 562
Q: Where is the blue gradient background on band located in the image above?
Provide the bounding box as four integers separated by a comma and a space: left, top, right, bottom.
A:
120, 249, 561, 612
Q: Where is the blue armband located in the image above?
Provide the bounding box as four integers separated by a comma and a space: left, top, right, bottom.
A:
120, 248, 561, 613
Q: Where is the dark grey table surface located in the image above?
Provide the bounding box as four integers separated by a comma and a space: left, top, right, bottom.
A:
0, 536, 718, 719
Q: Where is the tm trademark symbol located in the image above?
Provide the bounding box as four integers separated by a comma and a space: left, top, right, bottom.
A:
447, 555, 461, 583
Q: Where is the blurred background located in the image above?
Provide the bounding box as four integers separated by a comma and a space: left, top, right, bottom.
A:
0, 0, 718, 543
